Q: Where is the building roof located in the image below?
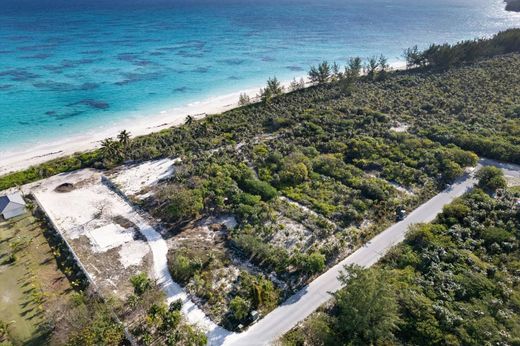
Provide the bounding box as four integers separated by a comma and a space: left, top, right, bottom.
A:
0, 192, 26, 213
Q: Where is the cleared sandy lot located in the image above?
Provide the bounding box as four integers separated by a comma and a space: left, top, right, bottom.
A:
109, 158, 179, 198
31, 169, 152, 297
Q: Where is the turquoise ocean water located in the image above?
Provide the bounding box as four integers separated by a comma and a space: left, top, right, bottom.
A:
0, 0, 518, 154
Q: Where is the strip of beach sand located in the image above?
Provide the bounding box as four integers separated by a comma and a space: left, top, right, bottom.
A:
0, 83, 264, 176
0, 62, 406, 177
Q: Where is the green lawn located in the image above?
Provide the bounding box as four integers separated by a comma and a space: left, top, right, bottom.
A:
0, 214, 73, 345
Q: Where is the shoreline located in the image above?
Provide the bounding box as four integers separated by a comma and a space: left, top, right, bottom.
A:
0, 82, 266, 176
0, 62, 406, 176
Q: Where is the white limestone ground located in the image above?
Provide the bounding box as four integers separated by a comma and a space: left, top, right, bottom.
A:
110, 158, 179, 198
31, 168, 232, 341
31, 169, 151, 295
390, 123, 410, 133
269, 216, 314, 252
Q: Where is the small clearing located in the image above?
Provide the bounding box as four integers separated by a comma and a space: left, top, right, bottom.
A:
32, 169, 152, 297
110, 158, 179, 198
390, 123, 409, 133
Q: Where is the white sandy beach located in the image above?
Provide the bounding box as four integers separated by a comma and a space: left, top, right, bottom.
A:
0, 85, 253, 176
0, 80, 287, 176
0, 63, 406, 176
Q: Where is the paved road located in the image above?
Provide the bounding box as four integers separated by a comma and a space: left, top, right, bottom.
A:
217, 159, 520, 346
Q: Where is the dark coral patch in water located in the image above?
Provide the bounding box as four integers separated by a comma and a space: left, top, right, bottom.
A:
33, 81, 99, 92
44, 109, 86, 120
0, 69, 40, 81
21, 53, 52, 60
53, 110, 86, 120
192, 66, 211, 73
115, 71, 165, 85
261, 56, 276, 62
218, 58, 246, 65
68, 99, 109, 110
285, 65, 304, 71
173, 86, 191, 93
176, 50, 204, 58
43, 58, 101, 73
176, 40, 207, 50
80, 50, 103, 55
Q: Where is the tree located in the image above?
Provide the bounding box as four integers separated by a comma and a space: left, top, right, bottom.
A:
229, 296, 250, 321
379, 54, 389, 72
239, 178, 278, 201
333, 265, 400, 344
238, 93, 251, 106
279, 162, 308, 186
0, 320, 14, 343
259, 77, 284, 103
308, 61, 331, 85
476, 166, 506, 192
341, 57, 362, 95
289, 77, 305, 92
130, 273, 152, 296
100, 138, 122, 162
403, 45, 425, 68
346, 57, 363, 78
365, 56, 379, 80
169, 253, 199, 284
117, 130, 131, 148
165, 186, 204, 222
332, 61, 342, 81
303, 252, 326, 274
377, 54, 389, 80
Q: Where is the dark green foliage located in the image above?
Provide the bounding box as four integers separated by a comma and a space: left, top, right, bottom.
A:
66, 311, 124, 346
229, 296, 250, 322
163, 186, 204, 222
260, 77, 284, 103
130, 272, 152, 296
2, 30, 520, 193
167, 248, 223, 285
405, 29, 520, 69
286, 189, 520, 345
333, 266, 400, 345
308, 61, 332, 85
61, 294, 125, 346
0, 151, 100, 191
298, 252, 326, 274
238, 179, 278, 201
476, 166, 507, 192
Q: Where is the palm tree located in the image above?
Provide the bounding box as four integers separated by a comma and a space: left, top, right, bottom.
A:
100, 138, 122, 161
117, 130, 131, 148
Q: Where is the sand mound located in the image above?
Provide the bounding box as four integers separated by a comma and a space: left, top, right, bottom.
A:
54, 182, 74, 193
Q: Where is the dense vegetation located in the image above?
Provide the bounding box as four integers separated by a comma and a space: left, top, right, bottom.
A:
283, 174, 520, 345
1, 29, 519, 338
0, 29, 519, 191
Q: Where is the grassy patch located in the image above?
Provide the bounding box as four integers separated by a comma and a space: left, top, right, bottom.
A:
0, 214, 73, 345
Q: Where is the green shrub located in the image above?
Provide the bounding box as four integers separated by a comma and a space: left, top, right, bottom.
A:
239, 179, 278, 201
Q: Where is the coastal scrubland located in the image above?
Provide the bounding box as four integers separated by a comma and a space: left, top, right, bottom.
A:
106, 30, 519, 329
0, 29, 519, 342
282, 169, 520, 345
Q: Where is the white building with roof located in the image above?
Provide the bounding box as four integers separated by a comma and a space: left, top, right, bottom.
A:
0, 192, 26, 220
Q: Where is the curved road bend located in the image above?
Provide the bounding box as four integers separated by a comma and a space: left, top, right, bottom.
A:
217, 159, 520, 346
